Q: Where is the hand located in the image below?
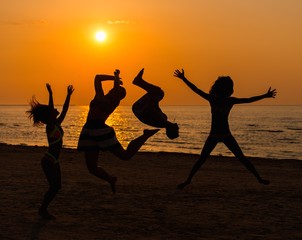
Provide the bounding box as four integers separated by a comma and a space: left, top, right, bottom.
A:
67, 85, 74, 95
46, 83, 52, 94
173, 69, 185, 79
114, 69, 123, 85
266, 87, 277, 98
114, 69, 120, 77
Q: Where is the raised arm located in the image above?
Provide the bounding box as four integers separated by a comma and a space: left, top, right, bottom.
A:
94, 74, 115, 98
174, 69, 210, 100
94, 71, 123, 98
113, 69, 123, 88
46, 83, 54, 109
57, 85, 74, 124
232, 87, 277, 104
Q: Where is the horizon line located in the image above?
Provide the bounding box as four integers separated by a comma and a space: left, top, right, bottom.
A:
0, 104, 301, 107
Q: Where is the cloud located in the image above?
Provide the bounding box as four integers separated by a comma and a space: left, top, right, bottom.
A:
107, 20, 134, 25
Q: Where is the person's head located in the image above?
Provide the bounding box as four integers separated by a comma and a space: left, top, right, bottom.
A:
210, 76, 234, 98
118, 86, 127, 100
166, 122, 179, 139
108, 86, 127, 100
26, 97, 57, 126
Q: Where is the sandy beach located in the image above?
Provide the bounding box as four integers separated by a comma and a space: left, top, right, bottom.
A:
0, 143, 301, 240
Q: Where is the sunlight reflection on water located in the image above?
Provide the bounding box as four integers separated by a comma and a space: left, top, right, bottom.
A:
0, 105, 301, 160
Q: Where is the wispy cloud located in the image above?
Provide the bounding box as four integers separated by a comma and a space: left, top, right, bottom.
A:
107, 20, 136, 25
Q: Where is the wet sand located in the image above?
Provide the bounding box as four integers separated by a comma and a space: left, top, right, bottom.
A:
0, 143, 301, 240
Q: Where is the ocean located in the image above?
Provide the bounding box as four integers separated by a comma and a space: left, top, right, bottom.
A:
0, 105, 301, 160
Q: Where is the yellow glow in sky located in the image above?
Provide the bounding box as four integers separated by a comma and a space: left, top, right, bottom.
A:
95, 31, 107, 42
0, 1, 302, 105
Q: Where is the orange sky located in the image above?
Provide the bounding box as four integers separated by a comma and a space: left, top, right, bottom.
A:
1, 1, 301, 105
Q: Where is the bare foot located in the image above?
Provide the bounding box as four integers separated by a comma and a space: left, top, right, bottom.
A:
143, 129, 160, 138
109, 177, 117, 194
259, 179, 270, 185
38, 208, 56, 220
177, 182, 190, 190
133, 68, 145, 85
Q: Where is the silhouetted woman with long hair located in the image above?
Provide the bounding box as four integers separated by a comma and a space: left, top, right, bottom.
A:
174, 69, 276, 189
27, 84, 74, 219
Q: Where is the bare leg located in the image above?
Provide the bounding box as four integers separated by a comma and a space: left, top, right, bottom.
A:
39, 159, 61, 220
133, 68, 163, 96
111, 129, 159, 160
178, 136, 218, 189
224, 136, 270, 185
85, 151, 117, 193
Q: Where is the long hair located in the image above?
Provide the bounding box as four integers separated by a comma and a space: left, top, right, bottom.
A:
209, 76, 234, 98
26, 96, 50, 126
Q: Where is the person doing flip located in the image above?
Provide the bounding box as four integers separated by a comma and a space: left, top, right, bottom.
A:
132, 68, 179, 139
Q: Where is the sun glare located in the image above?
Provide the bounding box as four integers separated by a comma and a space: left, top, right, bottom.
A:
95, 31, 107, 42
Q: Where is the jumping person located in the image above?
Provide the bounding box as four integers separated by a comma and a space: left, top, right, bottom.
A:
27, 83, 74, 219
132, 68, 179, 139
77, 69, 158, 193
174, 69, 276, 189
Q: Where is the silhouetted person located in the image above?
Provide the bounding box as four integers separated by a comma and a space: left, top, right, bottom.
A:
174, 69, 276, 189
27, 84, 74, 220
132, 68, 179, 139
77, 69, 158, 193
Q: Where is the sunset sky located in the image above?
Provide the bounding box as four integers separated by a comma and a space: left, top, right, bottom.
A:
1, 0, 301, 106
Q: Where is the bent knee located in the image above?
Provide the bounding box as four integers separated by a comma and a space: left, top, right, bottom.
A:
156, 89, 164, 100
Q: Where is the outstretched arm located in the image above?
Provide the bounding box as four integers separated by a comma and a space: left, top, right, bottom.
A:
232, 87, 277, 104
46, 83, 54, 109
174, 69, 210, 101
57, 85, 74, 124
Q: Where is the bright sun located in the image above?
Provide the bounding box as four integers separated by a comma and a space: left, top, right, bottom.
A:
95, 31, 107, 42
